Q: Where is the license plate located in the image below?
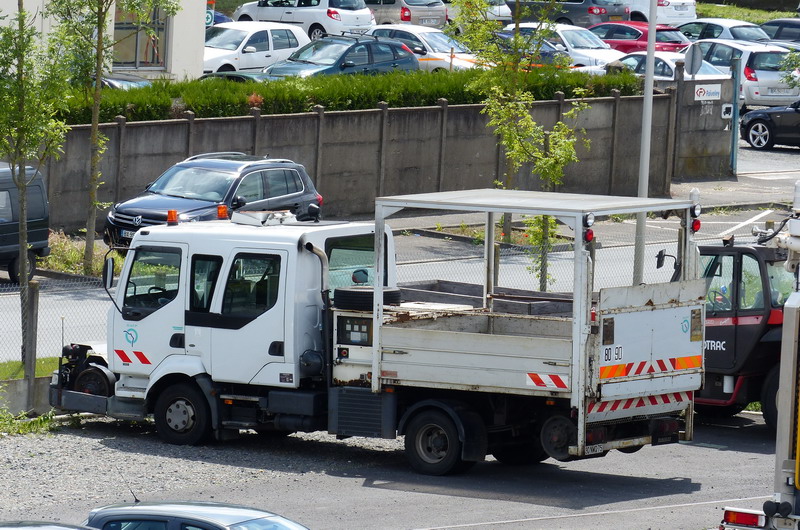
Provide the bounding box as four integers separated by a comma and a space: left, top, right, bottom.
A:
585, 443, 604, 455
609, 15, 622, 20
120, 229, 137, 239
675, 4, 688, 10
769, 88, 794, 95
420, 18, 440, 25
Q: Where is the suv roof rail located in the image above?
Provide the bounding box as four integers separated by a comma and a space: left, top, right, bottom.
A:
184, 151, 248, 161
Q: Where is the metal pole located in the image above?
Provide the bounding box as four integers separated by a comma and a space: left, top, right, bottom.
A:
633, 0, 658, 286
24, 281, 39, 411
730, 57, 741, 175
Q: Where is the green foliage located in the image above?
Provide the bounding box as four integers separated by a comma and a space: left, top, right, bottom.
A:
781, 51, 800, 88
56, 69, 641, 124
0, 357, 60, 380
522, 215, 558, 288
0, 407, 57, 435
40, 230, 123, 277
695, 2, 795, 24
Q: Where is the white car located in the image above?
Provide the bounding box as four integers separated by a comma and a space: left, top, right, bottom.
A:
505, 22, 624, 67
677, 18, 771, 43
687, 39, 800, 109
366, 24, 479, 71
617, 51, 725, 84
624, 0, 696, 25
444, 0, 511, 27
233, 0, 375, 41
204, 21, 311, 73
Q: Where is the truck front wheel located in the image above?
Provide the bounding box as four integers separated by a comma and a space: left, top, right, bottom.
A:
761, 366, 780, 431
154, 383, 211, 445
404, 410, 468, 475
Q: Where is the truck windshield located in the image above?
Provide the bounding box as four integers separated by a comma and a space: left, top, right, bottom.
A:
326, 234, 388, 293
123, 248, 182, 310
766, 261, 795, 307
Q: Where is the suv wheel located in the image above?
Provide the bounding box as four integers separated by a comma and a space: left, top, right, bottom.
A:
8, 250, 36, 284
745, 120, 774, 150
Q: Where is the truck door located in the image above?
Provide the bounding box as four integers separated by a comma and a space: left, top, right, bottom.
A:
202, 249, 290, 385
702, 252, 738, 370
111, 244, 188, 376
734, 252, 771, 365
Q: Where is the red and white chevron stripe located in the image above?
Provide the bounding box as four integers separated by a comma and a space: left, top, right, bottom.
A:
587, 391, 693, 414
526, 373, 569, 390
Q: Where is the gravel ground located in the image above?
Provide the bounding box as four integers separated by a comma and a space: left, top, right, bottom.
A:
0, 416, 405, 524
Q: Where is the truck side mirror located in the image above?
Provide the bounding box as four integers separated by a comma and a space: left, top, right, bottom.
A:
656, 249, 666, 269
103, 257, 115, 290
233, 196, 248, 209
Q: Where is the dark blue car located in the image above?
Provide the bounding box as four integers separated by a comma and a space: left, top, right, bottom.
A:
264, 34, 419, 78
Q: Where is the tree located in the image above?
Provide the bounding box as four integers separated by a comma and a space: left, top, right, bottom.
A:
448, 0, 589, 288
47, 0, 180, 275
781, 51, 800, 88
0, 6, 70, 362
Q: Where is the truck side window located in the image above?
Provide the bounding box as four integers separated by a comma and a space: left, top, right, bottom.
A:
123, 248, 181, 311
0, 190, 10, 222
702, 254, 734, 312
190, 255, 223, 313
740, 254, 765, 310
221, 253, 281, 316
767, 261, 794, 307
326, 234, 387, 293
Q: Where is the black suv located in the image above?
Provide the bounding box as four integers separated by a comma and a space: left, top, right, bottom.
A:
104, 153, 323, 248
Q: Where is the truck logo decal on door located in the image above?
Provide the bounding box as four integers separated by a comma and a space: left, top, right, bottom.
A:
599, 354, 702, 379
526, 373, 569, 390
114, 349, 152, 365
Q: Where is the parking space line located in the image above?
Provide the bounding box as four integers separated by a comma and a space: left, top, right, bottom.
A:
717, 210, 772, 237
415, 496, 770, 529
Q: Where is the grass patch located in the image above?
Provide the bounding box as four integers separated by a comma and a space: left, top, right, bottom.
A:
0, 357, 60, 381
0, 407, 57, 435
40, 230, 123, 277
696, 2, 796, 23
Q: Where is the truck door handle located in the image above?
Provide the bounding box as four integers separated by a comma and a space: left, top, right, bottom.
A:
170, 333, 185, 348
269, 341, 284, 356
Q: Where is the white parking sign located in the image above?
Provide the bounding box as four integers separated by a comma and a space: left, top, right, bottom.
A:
205, 9, 214, 26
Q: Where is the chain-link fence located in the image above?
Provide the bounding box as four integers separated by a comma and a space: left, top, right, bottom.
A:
0, 277, 111, 365
0, 210, 776, 367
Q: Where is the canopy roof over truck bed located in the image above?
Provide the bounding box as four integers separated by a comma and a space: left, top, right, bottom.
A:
375, 189, 695, 218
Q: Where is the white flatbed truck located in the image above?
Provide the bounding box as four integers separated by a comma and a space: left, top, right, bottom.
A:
50, 188, 705, 475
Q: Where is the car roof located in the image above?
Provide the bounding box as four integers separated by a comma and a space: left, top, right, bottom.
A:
176, 152, 301, 172
762, 18, 800, 25
683, 18, 756, 27
370, 24, 442, 34
213, 21, 300, 32
692, 38, 790, 52
514, 22, 587, 32
623, 51, 685, 60
87, 501, 304, 528
592, 21, 677, 30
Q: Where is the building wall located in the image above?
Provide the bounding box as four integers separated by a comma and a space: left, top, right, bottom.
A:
45, 79, 735, 233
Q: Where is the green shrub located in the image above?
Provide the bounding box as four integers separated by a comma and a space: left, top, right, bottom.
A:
696, 1, 795, 23
57, 68, 643, 125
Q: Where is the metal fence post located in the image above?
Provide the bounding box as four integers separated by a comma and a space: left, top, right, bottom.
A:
251, 107, 261, 155
23, 280, 39, 411
608, 89, 620, 195
437, 98, 448, 192
114, 116, 126, 205
314, 105, 325, 190
378, 101, 388, 198
185, 110, 196, 158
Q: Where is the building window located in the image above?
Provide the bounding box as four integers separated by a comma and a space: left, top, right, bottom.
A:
113, 8, 169, 69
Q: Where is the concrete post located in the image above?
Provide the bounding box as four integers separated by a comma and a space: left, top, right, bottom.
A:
251, 107, 261, 155
23, 280, 39, 411
665, 86, 678, 193
608, 89, 621, 195
114, 116, 126, 204
314, 105, 325, 190
378, 102, 389, 198
184, 111, 196, 158
437, 98, 448, 192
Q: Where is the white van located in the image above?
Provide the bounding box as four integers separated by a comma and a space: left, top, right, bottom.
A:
623, 0, 696, 25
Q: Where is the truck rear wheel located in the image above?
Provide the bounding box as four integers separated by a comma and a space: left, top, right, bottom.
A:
73, 367, 113, 396
761, 366, 780, 431
404, 410, 469, 475
154, 383, 211, 445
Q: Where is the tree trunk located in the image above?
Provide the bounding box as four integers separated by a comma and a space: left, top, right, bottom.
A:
16, 0, 30, 363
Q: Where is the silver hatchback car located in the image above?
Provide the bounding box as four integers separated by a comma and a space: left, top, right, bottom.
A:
687, 39, 800, 110
366, 0, 446, 28
505, 0, 629, 28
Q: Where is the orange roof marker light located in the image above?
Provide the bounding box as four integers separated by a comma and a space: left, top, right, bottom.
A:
217, 204, 228, 219
166, 209, 178, 225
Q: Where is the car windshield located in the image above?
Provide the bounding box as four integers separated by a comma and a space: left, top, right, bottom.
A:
148, 166, 238, 202
230, 516, 308, 530
205, 27, 248, 50
561, 29, 607, 49
422, 31, 469, 53
696, 60, 724, 75
289, 40, 350, 65
329, 0, 367, 9
656, 29, 689, 43
730, 25, 770, 41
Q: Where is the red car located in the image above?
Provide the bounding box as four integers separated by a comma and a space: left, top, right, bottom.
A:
587, 21, 690, 54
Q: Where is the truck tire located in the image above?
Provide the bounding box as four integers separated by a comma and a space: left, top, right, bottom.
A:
404, 410, 469, 475
154, 383, 212, 445
761, 366, 780, 431
333, 286, 401, 311
73, 367, 113, 396
491, 440, 548, 465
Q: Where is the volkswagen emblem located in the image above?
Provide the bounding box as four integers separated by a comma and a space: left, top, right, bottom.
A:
132, 215, 143, 226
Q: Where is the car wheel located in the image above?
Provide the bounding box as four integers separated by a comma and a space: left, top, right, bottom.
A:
154, 383, 212, 445
238, 15, 252, 20
630, 12, 647, 22
746, 120, 775, 150
8, 249, 36, 284
309, 25, 325, 40
555, 17, 572, 25
217, 64, 235, 72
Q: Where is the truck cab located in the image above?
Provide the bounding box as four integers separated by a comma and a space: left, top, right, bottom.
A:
696, 240, 794, 429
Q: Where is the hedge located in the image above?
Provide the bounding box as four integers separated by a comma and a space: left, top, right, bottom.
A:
58, 68, 642, 125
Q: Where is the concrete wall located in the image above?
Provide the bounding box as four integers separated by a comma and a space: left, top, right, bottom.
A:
0, 377, 51, 416
45, 80, 734, 233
